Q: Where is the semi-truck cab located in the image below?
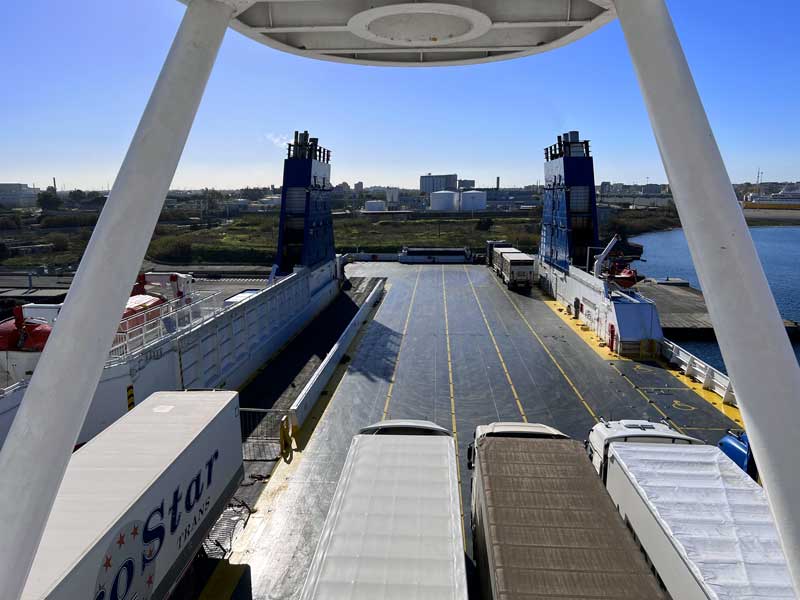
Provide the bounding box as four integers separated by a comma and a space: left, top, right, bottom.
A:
585, 418, 702, 482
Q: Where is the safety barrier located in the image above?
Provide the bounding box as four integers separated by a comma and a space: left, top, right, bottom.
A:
289, 279, 385, 433
661, 339, 737, 407
239, 407, 292, 461
109, 290, 221, 359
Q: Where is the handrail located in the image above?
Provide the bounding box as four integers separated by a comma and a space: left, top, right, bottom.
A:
661, 339, 736, 407
108, 290, 222, 359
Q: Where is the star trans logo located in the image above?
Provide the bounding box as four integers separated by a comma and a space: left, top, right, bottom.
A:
94, 449, 220, 600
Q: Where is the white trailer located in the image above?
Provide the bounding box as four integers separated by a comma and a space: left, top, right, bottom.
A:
606, 442, 796, 599
22, 390, 243, 599
498, 252, 534, 289
491, 246, 519, 274
300, 420, 468, 600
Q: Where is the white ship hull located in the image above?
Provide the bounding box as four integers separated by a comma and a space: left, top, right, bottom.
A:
0, 261, 339, 449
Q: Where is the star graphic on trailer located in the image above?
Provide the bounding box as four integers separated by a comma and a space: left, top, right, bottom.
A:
131, 525, 139, 539
146, 574, 154, 588
103, 555, 112, 571
116, 532, 125, 548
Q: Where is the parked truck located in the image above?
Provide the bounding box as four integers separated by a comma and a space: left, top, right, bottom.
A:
22, 390, 244, 600
587, 420, 796, 599
300, 420, 468, 600
491, 246, 519, 274
485, 240, 511, 267
467, 422, 666, 600
498, 251, 535, 290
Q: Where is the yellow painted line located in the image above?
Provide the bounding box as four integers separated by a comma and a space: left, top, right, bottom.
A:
608, 362, 686, 434
534, 279, 744, 428
442, 266, 466, 551
464, 266, 527, 422
657, 360, 744, 426
488, 273, 599, 422
538, 290, 630, 362
382, 267, 421, 420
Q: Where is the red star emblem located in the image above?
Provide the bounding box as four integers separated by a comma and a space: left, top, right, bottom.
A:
116, 533, 125, 548
130, 525, 139, 539
146, 574, 154, 588
103, 555, 112, 571
146, 545, 154, 558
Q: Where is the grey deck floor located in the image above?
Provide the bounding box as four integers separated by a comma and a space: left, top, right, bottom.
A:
225, 263, 737, 600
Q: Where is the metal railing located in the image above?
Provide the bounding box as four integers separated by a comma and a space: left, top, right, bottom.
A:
239, 407, 291, 461
661, 339, 736, 407
108, 290, 221, 359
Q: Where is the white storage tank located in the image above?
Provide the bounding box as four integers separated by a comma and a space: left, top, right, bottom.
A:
364, 199, 387, 212
461, 190, 487, 211
430, 190, 458, 211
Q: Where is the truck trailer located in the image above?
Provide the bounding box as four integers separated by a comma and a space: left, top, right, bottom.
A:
22, 390, 243, 600
498, 251, 535, 290
491, 246, 519, 273
467, 422, 666, 600
300, 420, 468, 600
486, 240, 511, 267
604, 439, 795, 599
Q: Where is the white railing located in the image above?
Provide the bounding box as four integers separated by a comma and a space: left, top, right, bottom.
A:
109, 290, 222, 359
661, 339, 736, 407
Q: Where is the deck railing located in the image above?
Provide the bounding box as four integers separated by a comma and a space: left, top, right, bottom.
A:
661, 339, 737, 407
108, 290, 222, 359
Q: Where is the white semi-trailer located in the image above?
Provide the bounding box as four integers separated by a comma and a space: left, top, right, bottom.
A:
22, 390, 243, 600
300, 420, 468, 600
491, 246, 519, 274
498, 252, 535, 290
467, 422, 666, 600
588, 420, 796, 599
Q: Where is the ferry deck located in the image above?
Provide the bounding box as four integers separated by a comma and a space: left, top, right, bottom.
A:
218, 262, 740, 599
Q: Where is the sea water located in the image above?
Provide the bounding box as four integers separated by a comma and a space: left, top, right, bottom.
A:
631, 226, 800, 372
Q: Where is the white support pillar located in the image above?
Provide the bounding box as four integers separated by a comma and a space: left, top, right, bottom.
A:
0, 1, 233, 597
614, 0, 800, 591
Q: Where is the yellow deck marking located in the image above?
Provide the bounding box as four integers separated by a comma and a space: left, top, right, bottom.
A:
607, 362, 686, 433
488, 273, 598, 422
382, 267, 421, 420
464, 267, 528, 422
199, 561, 248, 600
442, 266, 466, 550
533, 278, 744, 427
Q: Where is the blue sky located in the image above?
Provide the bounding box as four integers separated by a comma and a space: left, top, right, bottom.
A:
1, 0, 798, 190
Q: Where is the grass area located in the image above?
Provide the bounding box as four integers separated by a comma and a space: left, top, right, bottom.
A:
0, 207, 692, 268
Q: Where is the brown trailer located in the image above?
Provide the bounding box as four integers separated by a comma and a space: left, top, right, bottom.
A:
468, 424, 667, 599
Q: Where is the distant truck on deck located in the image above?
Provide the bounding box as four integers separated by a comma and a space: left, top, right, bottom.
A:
467, 422, 666, 600
300, 420, 468, 600
498, 252, 535, 290
587, 420, 796, 599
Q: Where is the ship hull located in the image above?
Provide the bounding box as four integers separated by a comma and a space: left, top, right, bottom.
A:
0, 262, 339, 449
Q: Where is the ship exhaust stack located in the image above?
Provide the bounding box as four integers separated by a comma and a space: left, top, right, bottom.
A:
276, 131, 335, 275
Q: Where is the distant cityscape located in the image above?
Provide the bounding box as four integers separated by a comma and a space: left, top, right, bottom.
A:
1, 173, 799, 215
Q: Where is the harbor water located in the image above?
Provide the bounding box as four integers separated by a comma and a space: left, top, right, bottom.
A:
632, 226, 800, 372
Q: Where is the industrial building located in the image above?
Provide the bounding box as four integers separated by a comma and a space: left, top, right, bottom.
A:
458, 179, 475, 189
428, 189, 487, 212
460, 190, 487, 211
420, 173, 457, 194
0, 183, 39, 208
385, 187, 399, 205
364, 199, 387, 212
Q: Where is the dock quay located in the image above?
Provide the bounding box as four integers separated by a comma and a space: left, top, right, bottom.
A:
636, 278, 800, 340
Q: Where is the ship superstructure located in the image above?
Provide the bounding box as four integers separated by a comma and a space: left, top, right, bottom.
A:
3, 0, 800, 598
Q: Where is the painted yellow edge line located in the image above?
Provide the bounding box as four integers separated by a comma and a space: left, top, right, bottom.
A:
488, 273, 599, 422
442, 266, 466, 551
534, 279, 744, 427
199, 560, 247, 599
464, 266, 528, 422
382, 266, 421, 420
